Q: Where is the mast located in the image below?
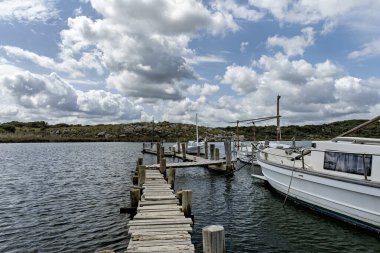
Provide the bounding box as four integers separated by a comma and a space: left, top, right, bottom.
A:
276, 95, 281, 141
196, 113, 199, 145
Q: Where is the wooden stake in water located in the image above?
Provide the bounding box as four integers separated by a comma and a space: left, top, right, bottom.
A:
138, 165, 146, 187
210, 144, 215, 160
202, 225, 225, 253
182, 190, 192, 217
130, 188, 140, 208
181, 143, 186, 160
168, 167, 176, 189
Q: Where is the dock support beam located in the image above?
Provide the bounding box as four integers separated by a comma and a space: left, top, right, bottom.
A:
181, 143, 186, 160
224, 140, 233, 172
182, 190, 192, 217
202, 225, 225, 253
138, 165, 146, 187
156, 142, 161, 163
205, 141, 209, 159
215, 148, 220, 160
167, 167, 176, 189
210, 144, 215, 160
159, 158, 166, 174
130, 188, 140, 208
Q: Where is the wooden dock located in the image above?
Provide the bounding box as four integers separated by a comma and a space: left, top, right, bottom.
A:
126, 168, 195, 253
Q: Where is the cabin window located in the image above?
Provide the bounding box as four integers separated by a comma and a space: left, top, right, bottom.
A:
323, 152, 372, 176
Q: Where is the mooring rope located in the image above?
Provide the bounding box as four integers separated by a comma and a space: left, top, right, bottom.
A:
283, 159, 297, 207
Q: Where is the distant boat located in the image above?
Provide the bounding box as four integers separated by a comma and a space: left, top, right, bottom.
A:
186, 113, 205, 154
174, 113, 205, 154
257, 116, 380, 233
237, 141, 289, 165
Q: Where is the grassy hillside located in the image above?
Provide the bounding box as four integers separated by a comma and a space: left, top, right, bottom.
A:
0, 119, 379, 143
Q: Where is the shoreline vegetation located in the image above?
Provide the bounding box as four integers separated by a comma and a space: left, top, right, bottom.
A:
0, 119, 379, 143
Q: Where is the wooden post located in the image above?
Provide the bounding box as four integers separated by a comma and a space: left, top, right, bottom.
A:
205, 141, 209, 159
181, 143, 186, 160
182, 190, 192, 217
156, 142, 161, 163
167, 167, 176, 189
210, 144, 215, 160
177, 141, 181, 154
130, 188, 140, 208
197, 145, 200, 157
160, 146, 165, 162
160, 158, 166, 174
215, 148, 219, 160
202, 225, 225, 253
138, 165, 146, 187
137, 157, 143, 167
224, 140, 232, 172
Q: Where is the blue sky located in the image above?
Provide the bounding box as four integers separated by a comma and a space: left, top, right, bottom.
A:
0, 0, 380, 127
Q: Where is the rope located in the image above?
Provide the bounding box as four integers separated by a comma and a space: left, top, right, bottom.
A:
282, 159, 296, 207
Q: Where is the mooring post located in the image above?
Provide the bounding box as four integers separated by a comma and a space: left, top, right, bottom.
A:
177, 141, 181, 154
210, 144, 215, 160
202, 225, 225, 253
160, 158, 166, 174
197, 145, 200, 157
182, 190, 192, 217
137, 157, 143, 167
215, 148, 220, 160
224, 140, 232, 172
156, 142, 161, 163
130, 187, 140, 208
138, 165, 146, 187
181, 143, 186, 160
205, 141, 209, 159
167, 167, 176, 189
160, 146, 165, 162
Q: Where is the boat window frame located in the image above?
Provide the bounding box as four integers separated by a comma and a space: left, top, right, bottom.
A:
323, 151, 372, 177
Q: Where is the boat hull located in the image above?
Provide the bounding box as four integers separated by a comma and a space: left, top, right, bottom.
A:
258, 158, 380, 233
187, 144, 205, 155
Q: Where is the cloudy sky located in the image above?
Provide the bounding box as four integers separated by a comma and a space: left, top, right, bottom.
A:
0, 0, 379, 126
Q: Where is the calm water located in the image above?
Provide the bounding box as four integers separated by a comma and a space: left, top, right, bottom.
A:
0, 143, 379, 252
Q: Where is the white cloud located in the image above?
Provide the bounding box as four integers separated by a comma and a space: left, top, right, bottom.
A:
57, 1, 238, 101
266, 27, 315, 57
222, 65, 259, 94
212, 0, 264, 22
0, 0, 58, 23
348, 38, 380, 60
240, 41, 249, 53
0, 45, 105, 78
186, 83, 220, 97
0, 67, 141, 122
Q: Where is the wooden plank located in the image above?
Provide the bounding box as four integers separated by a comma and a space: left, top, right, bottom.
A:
128, 225, 192, 234
128, 239, 193, 246
139, 200, 180, 206
128, 218, 193, 226
127, 244, 194, 253
131, 233, 191, 241
138, 204, 180, 210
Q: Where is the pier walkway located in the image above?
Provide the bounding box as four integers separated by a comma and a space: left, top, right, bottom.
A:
126, 169, 194, 253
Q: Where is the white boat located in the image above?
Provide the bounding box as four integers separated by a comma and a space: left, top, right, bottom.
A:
237, 141, 289, 165
174, 113, 205, 154
257, 116, 380, 233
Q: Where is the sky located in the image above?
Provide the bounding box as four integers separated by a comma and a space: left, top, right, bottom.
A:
0, 0, 380, 127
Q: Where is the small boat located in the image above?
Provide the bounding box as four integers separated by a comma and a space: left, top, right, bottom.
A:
257, 116, 380, 233
237, 141, 289, 165
175, 113, 205, 154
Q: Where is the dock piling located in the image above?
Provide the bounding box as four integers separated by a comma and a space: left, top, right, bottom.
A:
205, 141, 209, 159
215, 148, 220, 160
156, 142, 161, 163
181, 143, 187, 160
138, 165, 146, 187
159, 158, 166, 174
182, 190, 192, 217
168, 167, 176, 189
202, 225, 225, 253
210, 144, 215, 160
130, 188, 140, 208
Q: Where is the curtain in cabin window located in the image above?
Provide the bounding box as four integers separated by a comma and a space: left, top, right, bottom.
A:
323, 152, 372, 176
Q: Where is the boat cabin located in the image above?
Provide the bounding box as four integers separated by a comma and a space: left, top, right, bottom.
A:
310, 137, 380, 182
